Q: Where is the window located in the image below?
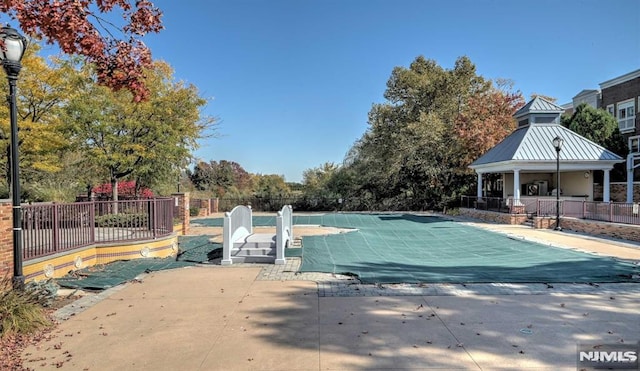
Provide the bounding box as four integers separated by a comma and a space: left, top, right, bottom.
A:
607, 104, 615, 117
617, 99, 635, 132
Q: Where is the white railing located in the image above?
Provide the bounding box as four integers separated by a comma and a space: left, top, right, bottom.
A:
275, 205, 293, 265
221, 205, 253, 265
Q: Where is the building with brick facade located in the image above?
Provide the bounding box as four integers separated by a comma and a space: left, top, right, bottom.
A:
601, 69, 640, 136
562, 69, 639, 137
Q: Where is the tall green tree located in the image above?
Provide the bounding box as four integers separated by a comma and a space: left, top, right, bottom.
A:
252, 174, 290, 198
302, 162, 339, 196
334, 56, 523, 210
348, 56, 490, 209
561, 103, 627, 182
189, 160, 252, 197
65, 61, 216, 200
561, 103, 627, 156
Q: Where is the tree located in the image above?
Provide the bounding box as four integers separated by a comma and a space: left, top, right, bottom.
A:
65, 61, 215, 201
1, 0, 164, 101
0, 45, 79, 193
302, 162, 339, 196
561, 103, 627, 156
454, 79, 525, 166
561, 103, 627, 182
252, 174, 290, 198
189, 160, 252, 197
343, 55, 492, 210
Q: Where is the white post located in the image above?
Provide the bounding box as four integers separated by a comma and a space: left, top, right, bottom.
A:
221, 211, 233, 265
513, 169, 521, 203
275, 211, 286, 265
603, 169, 611, 203
287, 205, 293, 241
476, 172, 483, 199
628, 155, 634, 203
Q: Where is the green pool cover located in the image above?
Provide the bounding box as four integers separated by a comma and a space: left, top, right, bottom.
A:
56, 235, 218, 290
196, 212, 639, 284
304, 214, 640, 283
58, 213, 639, 289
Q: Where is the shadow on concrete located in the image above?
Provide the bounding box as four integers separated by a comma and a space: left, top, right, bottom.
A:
243, 283, 640, 370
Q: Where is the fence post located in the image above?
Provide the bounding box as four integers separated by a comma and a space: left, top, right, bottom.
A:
151, 198, 157, 239
52, 203, 59, 253
171, 192, 190, 235
90, 201, 96, 244
609, 202, 613, 222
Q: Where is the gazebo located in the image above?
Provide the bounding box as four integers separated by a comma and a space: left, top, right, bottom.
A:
469, 96, 623, 204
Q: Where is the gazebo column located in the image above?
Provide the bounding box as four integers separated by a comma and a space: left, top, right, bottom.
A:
476, 172, 483, 199
513, 169, 521, 203
603, 169, 611, 203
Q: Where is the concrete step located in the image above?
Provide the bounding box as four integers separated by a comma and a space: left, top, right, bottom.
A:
228, 233, 279, 264
233, 233, 276, 250
231, 247, 276, 256
230, 255, 276, 264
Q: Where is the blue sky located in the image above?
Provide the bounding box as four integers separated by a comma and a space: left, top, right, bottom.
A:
13, 1, 640, 182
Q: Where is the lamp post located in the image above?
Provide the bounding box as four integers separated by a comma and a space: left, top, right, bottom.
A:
0, 26, 28, 287
552, 135, 563, 231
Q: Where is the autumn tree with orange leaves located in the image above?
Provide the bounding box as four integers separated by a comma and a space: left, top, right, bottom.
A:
454, 79, 525, 167
0, 0, 163, 101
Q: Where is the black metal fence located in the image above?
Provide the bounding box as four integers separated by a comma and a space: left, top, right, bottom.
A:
22, 198, 175, 261
216, 195, 436, 213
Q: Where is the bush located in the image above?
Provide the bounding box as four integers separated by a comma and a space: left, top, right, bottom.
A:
95, 213, 148, 227
0, 276, 53, 337
189, 207, 200, 217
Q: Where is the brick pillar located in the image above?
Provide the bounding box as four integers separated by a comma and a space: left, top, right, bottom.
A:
0, 201, 13, 278
172, 192, 190, 235
212, 198, 219, 213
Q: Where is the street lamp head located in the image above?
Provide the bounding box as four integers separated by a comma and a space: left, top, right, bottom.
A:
552, 135, 563, 152
0, 25, 27, 79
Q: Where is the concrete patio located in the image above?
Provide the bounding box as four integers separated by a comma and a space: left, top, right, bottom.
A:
21, 222, 640, 370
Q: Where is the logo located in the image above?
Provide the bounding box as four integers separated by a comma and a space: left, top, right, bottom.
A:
578, 343, 639, 370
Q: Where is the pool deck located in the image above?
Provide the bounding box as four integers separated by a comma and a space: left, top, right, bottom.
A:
22, 219, 640, 370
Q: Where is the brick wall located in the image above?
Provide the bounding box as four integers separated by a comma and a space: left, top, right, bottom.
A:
594, 183, 640, 203
194, 198, 211, 217
561, 217, 640, 242
534, 217, 557, 229
458, 208, 528, 225
600, 75, 640, 136
601, 76, 640, 109
211, 198, 219, 213
0, 201, 13, 277
172, 192, 190, 235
